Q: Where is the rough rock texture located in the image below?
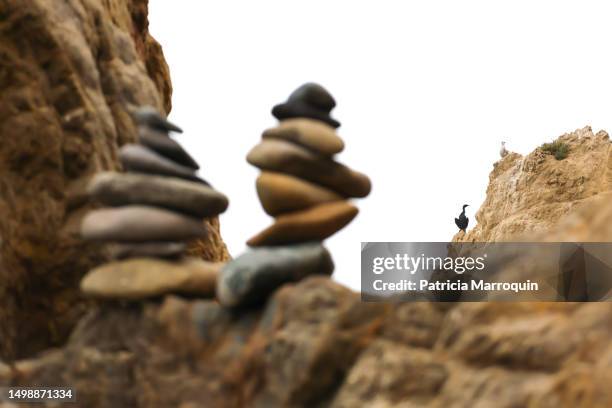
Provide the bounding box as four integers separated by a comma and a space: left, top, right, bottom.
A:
2, 127, 612, 406
2, 279, 611, 407
454, 126, 611, 242
188, 217, 231, 263
1, 2, 611, 402
0, 0, 228, 361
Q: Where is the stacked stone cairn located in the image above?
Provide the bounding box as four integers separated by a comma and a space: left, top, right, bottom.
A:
217, 83, 371, 308
79, 107, 229, 300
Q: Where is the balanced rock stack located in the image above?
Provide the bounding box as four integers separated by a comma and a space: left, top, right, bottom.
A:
79, 107, 229, 300
217, 83, 371, 308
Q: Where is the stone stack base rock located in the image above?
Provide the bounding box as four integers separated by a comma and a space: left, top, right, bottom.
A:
80, 107, 228, 300
217, 84, 371, 308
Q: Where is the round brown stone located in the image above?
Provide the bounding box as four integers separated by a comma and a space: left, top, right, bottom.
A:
256, 172, 343, 216
262, 118, 344, 156
247, 140, 371, 198
81, 258, 223, 300
247, 201, 359, 246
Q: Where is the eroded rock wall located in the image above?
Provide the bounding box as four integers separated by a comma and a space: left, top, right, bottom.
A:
0, 0, 227, 361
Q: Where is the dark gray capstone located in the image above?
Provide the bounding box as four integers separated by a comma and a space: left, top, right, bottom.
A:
81, 205, 207, 242
216, 242, 334, 308
139, 126, 200, 170
133, 106, 183, 133
272, 83, 340, 128
88, 172, 228, 218
119, 144, 208, 185
109, 242, 187, 260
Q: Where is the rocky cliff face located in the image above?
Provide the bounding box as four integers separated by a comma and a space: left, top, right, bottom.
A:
2, 129, 611, 407
0, 0, 228, 361
454, 126, 612, 242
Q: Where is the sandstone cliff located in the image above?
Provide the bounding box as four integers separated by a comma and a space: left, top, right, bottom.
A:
1, 129, 611, 407
0, 0, 228, 361
454, 126, 612, 243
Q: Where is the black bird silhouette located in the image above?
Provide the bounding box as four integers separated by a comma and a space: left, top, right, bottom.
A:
455, 204, 469, 232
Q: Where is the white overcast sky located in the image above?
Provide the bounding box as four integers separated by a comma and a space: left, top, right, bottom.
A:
149, 1, 612, 290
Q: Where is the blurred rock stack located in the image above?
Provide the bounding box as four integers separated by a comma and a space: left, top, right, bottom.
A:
79, 107, 229, 300
217, 83, 371, 308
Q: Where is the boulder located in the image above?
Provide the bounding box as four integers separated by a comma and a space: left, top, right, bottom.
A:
217, 243, 334, 308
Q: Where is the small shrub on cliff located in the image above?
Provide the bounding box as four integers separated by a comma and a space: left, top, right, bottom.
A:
541, 141, 569, 160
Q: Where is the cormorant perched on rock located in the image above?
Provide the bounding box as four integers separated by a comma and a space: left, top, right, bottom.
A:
500, 141, 509, 158
455, 204, 469, 232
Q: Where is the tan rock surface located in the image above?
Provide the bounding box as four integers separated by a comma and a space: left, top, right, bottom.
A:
0, 0, 228, 361
1, 278, 611, 407
454, 126, 611, 242
262, 118, 345, 155
188, 217, 231, 263
247, 201, 359, 246
81, 258, 222, 300
256, 171, 343, 216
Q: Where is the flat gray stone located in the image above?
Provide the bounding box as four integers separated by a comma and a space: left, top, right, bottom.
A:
133, 106, 183, 133
216, 243, 334, 308
120, 144, 208, 185
109, 242, 187, 260
81, 205, 207, 242
88, 172, 228, 217
247, 139, 371, 198
139, 126, 200, 169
